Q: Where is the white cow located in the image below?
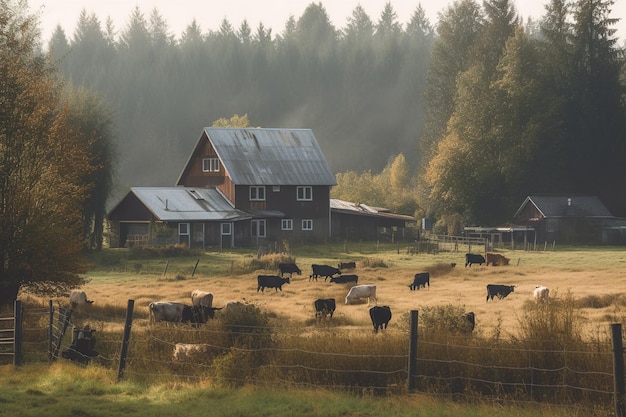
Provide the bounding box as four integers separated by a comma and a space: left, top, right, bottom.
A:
148, 301, 186, 323
69, 290, 93, 308
191, 290, 213, 308
533, 286, 550, 302
173, 343, 209, 361
345, 285, 377, 305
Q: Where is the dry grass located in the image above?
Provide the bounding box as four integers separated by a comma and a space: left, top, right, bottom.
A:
66, 246, 626, 339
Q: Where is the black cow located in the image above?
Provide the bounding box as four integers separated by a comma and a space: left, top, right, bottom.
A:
486, 284, 516, 302
409, 272, 430, 290
182, 305, 221, 324
314, 298, 336, 319
278, 263, 302, 278
329, 274, 358, 284
338, 261, 356, 270
310, 264, 341, 281
369, 306, 392, 333
257, 275, 290, 292
465, 253, 486, 267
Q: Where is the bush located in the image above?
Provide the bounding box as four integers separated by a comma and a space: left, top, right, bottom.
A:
238, 254, 297, 274
129, 244, 203, 259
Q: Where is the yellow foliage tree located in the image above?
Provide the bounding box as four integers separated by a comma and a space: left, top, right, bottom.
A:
212, 113, 252, 127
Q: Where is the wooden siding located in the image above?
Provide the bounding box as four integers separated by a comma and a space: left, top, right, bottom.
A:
177, 132, 226, 188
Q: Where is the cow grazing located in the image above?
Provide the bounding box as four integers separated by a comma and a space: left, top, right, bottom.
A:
485, 252, 510, 266
486, 284, 516, 302
465, 253, 485, 267
149, 301, 187, 323
69, 290, 94, 308
462, 312, 476, 332
338, 261, 356, 270
182, 305, 221, 324
310, 264, 341, 281
191, 290, 213, 307
257, 275, 290, 292
533, 286, 550, 302
409, 272, 430, 290
173, 343, 209, 361
345, 284, 377, 305
314, 298, 336, 319
278, 263, 302, 278
369, 306, 392, 333
330, 274, 358, 284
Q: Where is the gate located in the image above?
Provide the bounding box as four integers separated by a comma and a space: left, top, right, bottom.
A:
0, 300, 23, 366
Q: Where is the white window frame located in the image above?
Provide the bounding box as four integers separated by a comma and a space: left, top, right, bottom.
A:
301, 219, 313, 231
202, 157, 220, 172
221, 223, 232, 235
178, 223, 189, 235
297, 186, 313, 201
250, 186, 266, 201
252, 219, 266, 237
281, 219, 293, 230
273, 185, 280, 192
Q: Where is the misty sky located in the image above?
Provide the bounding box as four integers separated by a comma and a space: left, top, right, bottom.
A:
28, 0, 626, 43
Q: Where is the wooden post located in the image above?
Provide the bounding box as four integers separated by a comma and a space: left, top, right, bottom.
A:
13, 300, 22, 366
162, 260, 169, 277
191, 259, 199, 276
51, 307, 72, 361
408, 310, 418, 392
117, 300, 135, 382
612, 323, 625, 417
48, 300, 53, 363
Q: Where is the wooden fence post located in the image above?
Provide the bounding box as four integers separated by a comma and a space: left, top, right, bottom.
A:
408, 310, 418, 393
612, 323, 625, 417
117, 299, 135, 382
13, 300, 22, 366
48, 300, 53, 363
51, 307, 72, 361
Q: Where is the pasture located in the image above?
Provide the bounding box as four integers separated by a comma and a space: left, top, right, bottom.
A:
78, 244, 626, 338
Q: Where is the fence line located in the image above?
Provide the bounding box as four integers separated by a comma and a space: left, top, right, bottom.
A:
1, 302, 622, 415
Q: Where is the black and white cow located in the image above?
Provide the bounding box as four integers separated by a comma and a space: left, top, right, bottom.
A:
278, 263, 302, 278
369, 305, 392, 333
257, 275, 290, 292
329, 274, 358, 284
465, 253, 486, 267
314, 298, 336, 319
408, 272, 430, 290
486, 284, 516, 302
310, 264, 341, 281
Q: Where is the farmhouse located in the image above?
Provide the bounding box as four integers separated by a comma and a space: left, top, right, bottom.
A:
107, 127, 415, 248
465, 195, 626, 246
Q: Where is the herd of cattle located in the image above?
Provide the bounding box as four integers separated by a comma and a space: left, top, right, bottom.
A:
67, 252, 551, 336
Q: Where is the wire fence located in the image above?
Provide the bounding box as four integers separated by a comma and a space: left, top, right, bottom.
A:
1, 301, 622, 416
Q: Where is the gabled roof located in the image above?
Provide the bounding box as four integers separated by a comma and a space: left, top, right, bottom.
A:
514, 195, 614, 219
109, 187, 251, 222
178, 128, 337, 186
330, 199, 415, 221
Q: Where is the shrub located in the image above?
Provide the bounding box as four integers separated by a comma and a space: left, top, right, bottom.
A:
238, 254, 297, 274
360, 258, 388, 268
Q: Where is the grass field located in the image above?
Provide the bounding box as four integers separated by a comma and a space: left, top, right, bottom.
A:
80, 244, 626, 339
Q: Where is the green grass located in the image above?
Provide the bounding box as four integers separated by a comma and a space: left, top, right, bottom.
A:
0, 363, 580, 417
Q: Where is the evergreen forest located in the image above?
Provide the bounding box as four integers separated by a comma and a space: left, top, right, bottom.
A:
44, 0, 626, 230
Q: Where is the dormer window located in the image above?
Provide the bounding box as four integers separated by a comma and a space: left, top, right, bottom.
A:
202, 157, 220, 172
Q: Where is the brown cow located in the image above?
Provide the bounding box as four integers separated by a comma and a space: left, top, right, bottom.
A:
485, 252, 510, 266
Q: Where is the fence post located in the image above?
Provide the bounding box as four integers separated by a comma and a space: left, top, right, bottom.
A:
408, 310, 418, 392
13, 300, 22, 366
612, 323, 625, 417
117, 299, 135, 382
51, 307, 72, 361
48, 300, 53, 363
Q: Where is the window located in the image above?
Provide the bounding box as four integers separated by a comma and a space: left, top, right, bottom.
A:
281, 219, 293, 230
178, 223, 189, 235
252, 220, 266, 237
202, 157, 220, 172
221, 223, 231, 235
302, 219, 313, 231
250, 186, 266, 201
273, 185, 280, 192
297, 186, 312, 201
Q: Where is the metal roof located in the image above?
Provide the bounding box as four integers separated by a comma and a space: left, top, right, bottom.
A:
202, 128, 337, 186
129, 187, 251, 222
330, 199, 415, 221
514, 195, 614, 219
